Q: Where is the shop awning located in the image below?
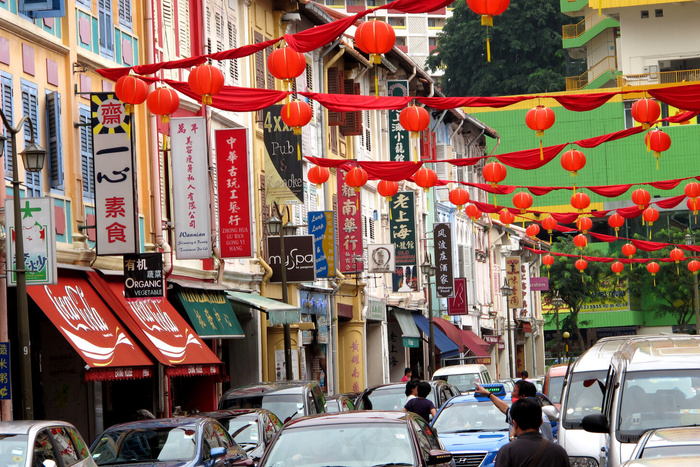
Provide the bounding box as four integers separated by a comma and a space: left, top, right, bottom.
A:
174, 286, 245, 339
390, 307, 420, 348
411, 313, 460, 358
27, 270, 154, 380
433, 318, 491, 359
86, 271, 221, 373
227, 291, 301, 325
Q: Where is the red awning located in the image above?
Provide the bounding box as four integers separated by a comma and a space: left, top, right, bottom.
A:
27, 270, 154, 376
433, 317, 491, 358
85, 271, 221, 367
165, 364, 221, 377
520, 322, 533, 333
432, 317, 465, 352
85, 367, 154, 381
461, 329, 491, 354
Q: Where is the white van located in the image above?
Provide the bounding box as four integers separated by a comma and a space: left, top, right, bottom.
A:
431, 364, 491, 393
558, 335, 633, 467
582, 335, 700, 467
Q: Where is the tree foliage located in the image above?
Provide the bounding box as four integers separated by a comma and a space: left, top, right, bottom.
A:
427, 0, 576, 96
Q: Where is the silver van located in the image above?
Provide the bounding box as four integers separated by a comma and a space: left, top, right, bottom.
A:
431, 364, 491, 394
582, 335, 700, 467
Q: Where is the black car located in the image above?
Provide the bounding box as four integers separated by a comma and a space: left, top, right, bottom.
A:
355, 380, 461, 416
219, 381, 326, 423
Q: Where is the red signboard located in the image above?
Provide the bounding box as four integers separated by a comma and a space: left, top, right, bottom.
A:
448, 278, 468, 315
215, 128, 252, 258
337, 168, 364, 274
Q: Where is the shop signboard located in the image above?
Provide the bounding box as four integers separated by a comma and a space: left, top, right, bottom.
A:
434, 223, 454, 298
388, 80, 409, 162
390, 192, 417, 292
267, 235, 316, 283
263, 105, 303, 205
123, 253, 164, 299
448, 278, 468, 315
308, 211, 336, 278
336, 167, 364, 273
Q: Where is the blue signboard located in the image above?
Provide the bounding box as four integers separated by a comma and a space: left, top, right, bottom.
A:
308, 211, 336, 279
0, 342, 10, 400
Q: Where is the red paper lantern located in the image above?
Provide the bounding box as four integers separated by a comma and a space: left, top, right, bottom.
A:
642, 207, 659, 225
377, 180, 399, 202
608, 213, 625, 236
345, 167, 368, 192
541, 216, 557, 234
499, 209, 515, 226
465, 204, 483, 221
449, 187, 470, 209
645, 128, 671, 168
689, 260, 700, 275
188, 64, 224, 105
467, 0, 510, 26
670, 247, 685, 263
308, 166, 330, 189
281, 100, 312, 135
631, 98, 661, 129
542, 254, 555, 267
482, 161, 507, 188
513, 192, 533, 214
647, 261, 660, 286
685, 182, 700, 199
147, 87, 180, 123
414, 167, 438, 192
621, 243, 636, 259
525, 105, 555, 137
355, 20, 396, 64
560, 149, 586, 177
575, 258, 588, 273
631, 188, 651, 209
525, 224, 540, 238
573, 234, 588, 250
571, 192, 591, 212
115, 75, 148, 114
399, 106, 430, 138
576, 216, 592, 234
611, 261, 624, 276
267, 47, 306, 88
688, 197, 700, 215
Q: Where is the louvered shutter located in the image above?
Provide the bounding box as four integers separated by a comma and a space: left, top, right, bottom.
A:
98, 0, 114, 53
363, 109, 371, 151
118, 0, 131, 28
1, 73, 13, 178
326, 67, 344, 126
21, 83, 41, 197
228, 21, 238, 84
265, 42, 274, 90
79, 106, 94, 199
340, 81, 362, 136
254, 32, 265, 125
177, 0, 190, 57
45, 91, 63, 188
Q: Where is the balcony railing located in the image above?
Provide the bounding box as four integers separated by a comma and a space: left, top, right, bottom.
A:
562, 12, 608, 39
565, 55, 617, 91
617, 68, 700, 87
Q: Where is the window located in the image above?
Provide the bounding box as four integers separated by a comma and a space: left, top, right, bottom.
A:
51, 427, 81, 466
118, 0, 132, 29
427, 18, 437, 27
45, 90, 63, 189
655, 9, 663, 17
1, 72, 13, 179
623, 101, 634, 129
395, 36, 406, 46
21, 80, 41, 197
429, 37, 438, 47
34, 430, 59, 465
79, 105, 94, 200
641, 10, 649, 19
228, 21, 239, 83
98, 0, 114, 59
388, 17, 405, 27
178, 0, 191, 57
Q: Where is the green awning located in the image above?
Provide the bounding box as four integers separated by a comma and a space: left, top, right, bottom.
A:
176, 288, 245, 339
227, 292, 301, 325
391, 307, 421, 348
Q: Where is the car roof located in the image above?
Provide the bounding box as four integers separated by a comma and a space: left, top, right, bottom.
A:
641, 426, 700, 447
222, 381, 314, 398
546, 364, 568, 377
101, 417, 207, 432
572, 336, 635, 372
432, 364, 487, 376
197, 409, 264, 420
283, 411, 409, 429
615, 335, 700, 371
362, 380, 445, 392
622, 457, 700, 467
0, 421, 75, 435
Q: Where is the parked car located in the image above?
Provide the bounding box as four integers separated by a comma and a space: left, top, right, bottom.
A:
628, 426, 700, 460
621, 457, 700, 467
0, 420, 96, 467
432, 364, 492, 394
498, 379, 515, 393
90, 417, 253, 466
536, 392, 560, 441
257, 411, 454, 467
218, 381, 326, 422
325, 394, 356, 412
195, 409, 283, 463
355, 380, 461, 418
543, 364, 568, 409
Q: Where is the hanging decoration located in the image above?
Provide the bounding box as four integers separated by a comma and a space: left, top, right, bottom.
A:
146, 87, 181, 123
345, 167, 368, 192
542, 254, 555, 277
307, 166, 330, 189
576, 216, 592, 234
642, 206, 659, 226
188, 64, 225, 105
413, 167, 438, 193
573, 234, 588, 251
611, 261, 624, 275
267, 46, 306, 93
377, 180, 399, 201
499, 209, 515, 227
399, 105, 430, 161
115, 74, 148, 114
541, 215, 557, 242
621, 243, 637, 260
670, 247, 685, 274
685, 182, 700, 199
513, 192, 533, 214
448, 187, 470, 210
466, 0, 510, 61
281, 99, 312, 134
608, 213, 625, 237
525, 105, 555, 160
631, 98, 661, 130
570, 192, 591, 213
525, 223, 540, 239
631, 188, 651, 209
646, 261, 660, 286
575, 258, 588, 282
644, 128, 671, 170
465, 204, 483, 221
355, 19, 395, 97
689, 260, 700, 275
688, 197, 700, 217
482, 161, 508, 188
560, 149, 586, 177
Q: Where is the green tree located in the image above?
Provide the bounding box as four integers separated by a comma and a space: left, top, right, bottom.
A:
427, 0, 577, 96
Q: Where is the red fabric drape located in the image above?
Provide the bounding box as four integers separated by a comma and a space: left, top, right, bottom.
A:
527, 247, 694, 263
166, 80, 288, 111
301, 92, 412, 112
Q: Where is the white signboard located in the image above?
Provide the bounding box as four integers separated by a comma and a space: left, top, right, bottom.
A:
170, 117, 212, 259
6, 197, 57, 286
368, 244, 396, 273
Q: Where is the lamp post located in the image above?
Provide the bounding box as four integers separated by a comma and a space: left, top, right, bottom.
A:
0, 110, 46, 420
267, 201, 297, 380
500, 277, 514, 379
420, 254, 437, 376
686, 234, 700, 336
552, 291, 564, 361
562, 331, 570, 362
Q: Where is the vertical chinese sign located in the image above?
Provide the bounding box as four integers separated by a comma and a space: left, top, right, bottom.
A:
263, 105, 304, 205
390, 192, 418, 292
506, 256, 523, 309
388, 80, 409, 162
6, 197, 57, 286
215, 128, 252, 258
123, 253, 164, 299
91, 93, 138, 255
170, 117, 212, 259
434, 223, 454, 298
308, 211, 336, 279
337, 167, 364, 274
0, 343, 9, 399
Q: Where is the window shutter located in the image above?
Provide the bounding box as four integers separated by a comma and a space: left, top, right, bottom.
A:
340, 80, 362, 136
79, 106, 94, 199
21, 83, 41, 197
1, 73, 13, 178
118, 0, 131, 28
326, 67, 344, 126
177, 0, 190, 57
98, 0, 114, 53
265, 43, 274, 90
364, 109, 371, 151
227, 21, 239, 84
45, 91, 63, 188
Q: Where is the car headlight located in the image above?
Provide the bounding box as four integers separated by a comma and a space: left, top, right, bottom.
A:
568, 456, 598, 467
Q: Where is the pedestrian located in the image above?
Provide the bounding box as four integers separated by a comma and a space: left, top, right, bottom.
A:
401, 367, 412, 382
403, 381, 437, 422
405, 379, 419, 403
520, 370, 533, 382
494, 398, 569, 467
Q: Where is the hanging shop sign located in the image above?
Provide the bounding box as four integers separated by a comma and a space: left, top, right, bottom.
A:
6, 197, 57, 286
388, 80, 409, 162
308, 211, 336, 279
434, 223, 454, 298
264, 105, 304, 205
170, 117, 212, 259
506, 256, 523, 309
267, 235, 316, 283
448, 278, 468, 315
123, 253, 164, 299
368, 244, 395, 273
530, 276, 549, 291
0, 343, 9, 400
215, 128, 253, 258
91, 93, 138, 255
390, 192, 418, 292
337, 167, 364, 274
367, 296, 387, 321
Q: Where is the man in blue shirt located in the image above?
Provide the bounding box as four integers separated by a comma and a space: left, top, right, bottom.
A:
403, 381, 437, 421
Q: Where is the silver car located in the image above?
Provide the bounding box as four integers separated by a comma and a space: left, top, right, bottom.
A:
0, 420, 96, 467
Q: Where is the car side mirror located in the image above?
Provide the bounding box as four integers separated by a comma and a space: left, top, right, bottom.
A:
211, 447, 227, 460
581, 413, 609, 433
542, 405, 560, 422
43, 461, 57, 467
427, 449, 452, 465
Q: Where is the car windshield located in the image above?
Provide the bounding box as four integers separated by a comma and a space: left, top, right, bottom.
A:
547, 376, 565, 404
433, 400, 510, 433
222, 394, 304, 422
357, 387, 436, 411
91, 426, 198, 464
262, 423, 415, 467
0, 434, 29, 467
222, 418, 259, 446
434, 374, 479, 393
642, 445, 700, 458
563, 370, 607, 425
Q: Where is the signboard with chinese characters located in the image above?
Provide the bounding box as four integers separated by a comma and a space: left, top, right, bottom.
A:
530, 276, 549, 291
367, 297, 387, 321
390, 192, 418, 292
448, 278, 468, 315
368, 244, 395, 273
215, 128, 252, 258
308, 211, 336, 279
388, 80, 409, 162
267, 235, 316, 283
0, 342, 9, 400
170, 117, 212, 259
337, 167, 364, 274
434, 223, 454, 298
6, 197, 57, 286
91, 93, 138, 255
505, 256, 523, 309
263, 105, 304, 205
123, 253, 163, 299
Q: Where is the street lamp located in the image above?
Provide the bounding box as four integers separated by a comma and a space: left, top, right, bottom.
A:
687, 234, 699, 336
500, 277, 515, 379
266, 201, 297, 380
420, 254, 436, 376
0, 109, 46, 420
552, 291, 564, 360
562, 331, 571, 362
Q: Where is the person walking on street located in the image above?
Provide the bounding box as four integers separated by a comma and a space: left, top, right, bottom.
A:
405, 379, 419, 403
401, 368, 412, 382
403, 381, 437, 422
495, 398, 568, 467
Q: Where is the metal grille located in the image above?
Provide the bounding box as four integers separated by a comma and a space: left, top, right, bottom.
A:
452, 452, 487, 467
407, 16, 427, 34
